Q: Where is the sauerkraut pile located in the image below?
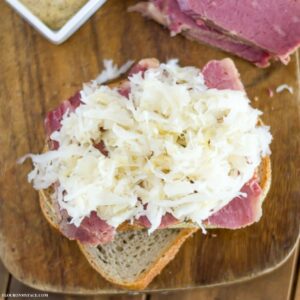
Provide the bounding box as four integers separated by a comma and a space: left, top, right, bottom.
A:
23, 60, 272, 232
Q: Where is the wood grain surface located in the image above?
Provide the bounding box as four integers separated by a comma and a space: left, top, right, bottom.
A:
151, 247, 298, 300
0, 260, 10, 299
293, 244, 300, 300
9, 277, 145, 300
295, 268, 300, 300
0, 0, 299, 294
2, 245, 299, 300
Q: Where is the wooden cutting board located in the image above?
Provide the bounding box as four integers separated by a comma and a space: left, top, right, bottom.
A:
0, 0, 299, 294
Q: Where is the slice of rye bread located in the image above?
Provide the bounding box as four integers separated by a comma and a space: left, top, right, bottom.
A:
38, 156, 269, 289
39, 191, 197, 290
78, 229, 197, 290
38, 156, 270, 289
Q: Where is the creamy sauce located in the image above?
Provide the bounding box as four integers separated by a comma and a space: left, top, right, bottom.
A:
20, 0, 88, 30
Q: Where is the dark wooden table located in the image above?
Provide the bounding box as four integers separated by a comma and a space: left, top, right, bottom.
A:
0, 243, 299, 299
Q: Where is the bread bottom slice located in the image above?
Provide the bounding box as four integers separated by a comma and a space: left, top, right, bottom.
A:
38, 157, 270, 291
38, 188, 197, 290
78, 228, 196, 290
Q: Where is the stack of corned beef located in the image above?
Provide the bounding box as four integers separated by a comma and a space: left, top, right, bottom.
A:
130, 0, 300, 67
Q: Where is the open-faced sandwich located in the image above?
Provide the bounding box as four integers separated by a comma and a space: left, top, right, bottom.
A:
21, 58, 272, 289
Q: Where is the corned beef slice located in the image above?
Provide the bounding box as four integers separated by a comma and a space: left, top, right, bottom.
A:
44, 91, 81, 150
131, 1, 271, 66
128, 57, 160, 75
177, 0, 300, 62
132, 0, 300, 66
58, 211, 115, 246
44, 59, 263, 245
45, 91, 81, 138
200, 59, 263, 228
206, 179, 262, 229
137, 213, 179, 229
202, 58, 244, 91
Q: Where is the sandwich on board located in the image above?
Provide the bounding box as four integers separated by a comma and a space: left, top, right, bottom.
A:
21, 58, 272, 289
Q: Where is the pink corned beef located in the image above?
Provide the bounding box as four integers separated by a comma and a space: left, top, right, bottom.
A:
137, 213, 179, 229
206, 179, 262, 229
178, 0, 300, 62
44, 91, 81, 138
200, 59, 263, 229
131, 0, 300, 66
202, 58, 244, 92
130, 1, 271, 66
129, 57, 160, 76
58, 211, 115, 246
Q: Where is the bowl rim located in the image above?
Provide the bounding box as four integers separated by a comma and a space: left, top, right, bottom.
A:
5, 0, 107, 44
